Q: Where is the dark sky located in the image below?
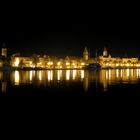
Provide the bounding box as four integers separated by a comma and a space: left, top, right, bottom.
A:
1, 2, 140, 58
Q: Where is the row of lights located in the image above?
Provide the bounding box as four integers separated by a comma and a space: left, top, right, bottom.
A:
105, 63, 140, 67
104, 69, 140, 80
14, 58, 85, 69
14, 70, 85, 85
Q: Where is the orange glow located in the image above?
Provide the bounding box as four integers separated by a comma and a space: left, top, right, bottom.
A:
137, 64, 140, 67
15, 58, 20, 67
57, 62, 60, 66
127, 69, 129, 77
66, 70, 70, 80
48, 71, 51, 81
126, 63, 130, 67
121, 70, 123, 78
109, 70, 111, 79
30, 71, 33, 81
15, 71, 19, 85
72, 70, 77, 80
81, 70, 84, 79
51, 71, 53, 80
81, 63, 85, 66
72, 63, 75, 66
57, 70, 61, 81
66, 62, 70, 66
39, 71, 42, 81
106, 70, 108, 80
48, 62, 53, 65
116, 69, 119, 78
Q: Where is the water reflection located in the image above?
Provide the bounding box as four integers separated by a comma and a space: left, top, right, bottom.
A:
57, 70, 62, 81
30, 71, 33, 81
0, 69, 140, 94
73, 70, 77, 80
2, 82, 7, 93
66, 70, 70, 81
15, 71, 20, 85
39, 71, 42, 81
81, 70, 84, 79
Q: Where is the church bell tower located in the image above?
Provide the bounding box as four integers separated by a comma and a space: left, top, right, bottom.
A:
103, 47, 108, 57
1, 43, 7, 58
83, 47, 89, 61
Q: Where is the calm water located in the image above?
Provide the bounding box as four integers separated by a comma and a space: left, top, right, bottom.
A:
0, 69, 140, 96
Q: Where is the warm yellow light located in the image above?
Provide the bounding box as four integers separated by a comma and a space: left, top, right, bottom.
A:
131, 69, 134, 77
137, 69, 139, 77
48, 70, 53, 81
39, 71, 42, 81
127, 69, 129, 77
81, 63, 85, 66
57, 70, 60, 81
60, 66, 62, 69
81, 70, 84, 79
30, 71, 33, 81
109, 70, 111, 79
38, 62, 42, 65
126, 63, 130, 67
48, 62, 53, 65
15, 71, 19, 85
57, 62, 60, 66
106, 63, 108, 66
15, 58, 20, 67
66, 62, 70, 66
121, 70, 123, 78
57, 70, 62, 81
137, 64, 140, 67
48, 71, 51, 81
116, 63, 119, 67
72, 63, 75, 66
72, 70, 77, 80
74, 66, 77, 68
116, 69, 119, 78
106, 70, 108, 80
66, 66, 70, 69
51, 71, 53, 80
66, 70, 70, 80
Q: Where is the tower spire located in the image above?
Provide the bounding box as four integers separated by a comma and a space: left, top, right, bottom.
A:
103, 46, 108, 57
1, 42, 7, 58
83, 46, 89, 61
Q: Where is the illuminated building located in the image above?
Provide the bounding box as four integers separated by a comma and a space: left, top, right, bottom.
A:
0, 43, 140, 69
1, 43, 7, 58
83, 47, 89, 61
99, 48, 139, 69
103, 47, 108, 57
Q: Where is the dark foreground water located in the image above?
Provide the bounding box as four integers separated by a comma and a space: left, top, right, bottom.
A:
0, 69, 140, 96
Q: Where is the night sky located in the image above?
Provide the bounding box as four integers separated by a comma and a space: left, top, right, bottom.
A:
1, 2, 140, 58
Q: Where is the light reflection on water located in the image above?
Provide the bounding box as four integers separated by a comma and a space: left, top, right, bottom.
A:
0, 69, 140, 93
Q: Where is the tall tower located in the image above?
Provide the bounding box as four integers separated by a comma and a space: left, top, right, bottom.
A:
103, 47, 108, 57
1, 43, 7, 58
83, 47, 89, 61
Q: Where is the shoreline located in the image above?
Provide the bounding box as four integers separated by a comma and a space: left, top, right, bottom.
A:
1, 67, 140, 71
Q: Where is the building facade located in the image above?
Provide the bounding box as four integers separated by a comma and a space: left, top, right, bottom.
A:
0, 45, 140, 69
